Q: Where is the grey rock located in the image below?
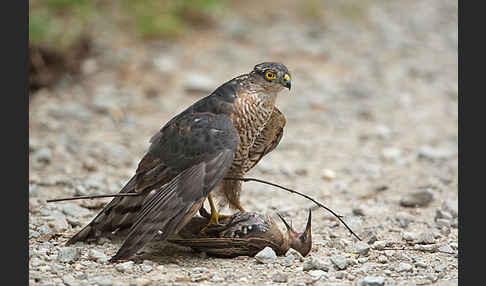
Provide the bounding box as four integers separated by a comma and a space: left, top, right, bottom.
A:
57, 247, 81, 263
377, 255, 388, 264
46, 211, 69, 232
441, 201, 458, 218
56, 203, 92, 218
396, 262, 413, 272
400, 189, 434, 207
141, 265, 153, 273
92, 276, 113, 286
272, 272, 289, 283
346, 241, 371, 255
418, 146, 454, 160
358, 257, 369, 263
330, 255, 348, 270
280, 254, 295, 266
35, 148, 52, 164
116, 261, 134, 272
436, 218, 451, 228
335, 271, 346, 279
402, 231, 418, 241
417, 232, 436, 244
435, 209, 453, 220
62, 274, 78, 286
255, 247, 277, 264
382, 147, 402, 161
372, 240, 387, 250
88, 249, 108, 263
438, 245, 455, 254
37, 225, 51, 235
29, 185, 41, 197
48, 104, 92, 121
303, 257, 330, 271
308, 270, 328, 278
360, 276, 386, 286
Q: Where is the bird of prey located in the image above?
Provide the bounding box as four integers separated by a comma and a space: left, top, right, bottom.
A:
66, 62, 291, 261
169, 209, 312, 258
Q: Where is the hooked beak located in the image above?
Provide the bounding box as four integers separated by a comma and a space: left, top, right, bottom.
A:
277, 209, 312, 257
282, 74, 291, 90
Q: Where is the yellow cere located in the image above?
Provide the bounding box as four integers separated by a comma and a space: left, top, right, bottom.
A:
284, 74, 291, 82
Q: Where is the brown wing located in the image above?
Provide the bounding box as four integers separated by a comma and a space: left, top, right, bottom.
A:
244, 107, 286, 172
67, 112, 238, 255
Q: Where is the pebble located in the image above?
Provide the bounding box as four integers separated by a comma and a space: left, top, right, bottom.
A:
35, 148, 52, 164
272, 272, 289, 283
417, 232, 436, 244
441, 201, 458, 218
92, 276, 113, 286
116, 261, 134, 272
62, 274, 78, 286
321, 169, 336, 181
280, 254, 295, 266
382, 147, 402, 161
38, 225, 51, 235
330, 255, 348, 270
418, 146, 454, 160
358, 257, 368, 263
396, 262, 413, 272
303, 257, 330, 271
56, 203, 92, 218
57, 247, 81, 263
377, 255, 388, 263
308, 270, 328, 279
46, 212, 69, 232
346, 241, 370, 255
402, 231, 418, 242
438, 244, 455, 254
141, 265, 152, 272
400, 189, 434, 207
372, 240, 387, 250
335, 271, 346, 279
435, 209, 453, 220
255, 247, 277, 264
88, 249, 108, 263
360, 276, 386, 286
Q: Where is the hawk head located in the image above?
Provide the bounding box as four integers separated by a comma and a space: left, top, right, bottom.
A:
251, 62, 292, 91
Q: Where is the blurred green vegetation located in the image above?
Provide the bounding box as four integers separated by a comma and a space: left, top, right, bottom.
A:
29, 0, 228, 50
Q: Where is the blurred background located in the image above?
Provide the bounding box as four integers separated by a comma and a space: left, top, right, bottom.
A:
29, 0, 458, 283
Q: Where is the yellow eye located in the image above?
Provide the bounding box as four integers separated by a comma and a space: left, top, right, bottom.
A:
265, 71, 276, 80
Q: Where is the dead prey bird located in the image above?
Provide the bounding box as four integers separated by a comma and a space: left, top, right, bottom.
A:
168, 209, 312, 258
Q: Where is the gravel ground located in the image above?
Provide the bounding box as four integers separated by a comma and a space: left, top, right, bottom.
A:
29, 1, 458, 285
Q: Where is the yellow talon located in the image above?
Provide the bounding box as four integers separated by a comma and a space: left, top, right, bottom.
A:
201, 194, 225, 232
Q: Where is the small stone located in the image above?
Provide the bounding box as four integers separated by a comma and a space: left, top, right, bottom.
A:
402, 231, 418, 242
62, 274, 78, 286
56, 203, 92, 218
141, 265, 153, 272
358, 257, 368, 263
330, 255, 348, 270
57, 247, 81, 263
360, 276, 385, 286
346, 241, 370, 256
272, 272, 288, 283
255, 247, 277, 264
415, 261, 428, 268
353, 207, 365, 216
88, 249, 108, 263
400, 189, 434, 207
38, 225, 51, 235
116, 261, 134, 272
321, 169, 336, 181
441, 201, 458, 218
308, 270, 328, 279
436, 218, 451, 228
372, 240, 387, 250
335, 271, 346, 279
417, 232, 436, 244
280, 254, 295, 266
435, 209, 453, 220
46, 211, 69, 232
397, 262, 413, 272
438, 245, 455, 254
303, 257, 330, 271
35, 148, 52, 164
418, 146, 453, 160
92, 276, 113, 286
377, 255, 388, 263
382, 147, 402, 161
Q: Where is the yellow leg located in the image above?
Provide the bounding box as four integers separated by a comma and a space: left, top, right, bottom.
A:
201, 194, 224, 232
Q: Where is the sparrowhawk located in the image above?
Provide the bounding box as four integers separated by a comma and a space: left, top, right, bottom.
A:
66, 62, 291, 261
